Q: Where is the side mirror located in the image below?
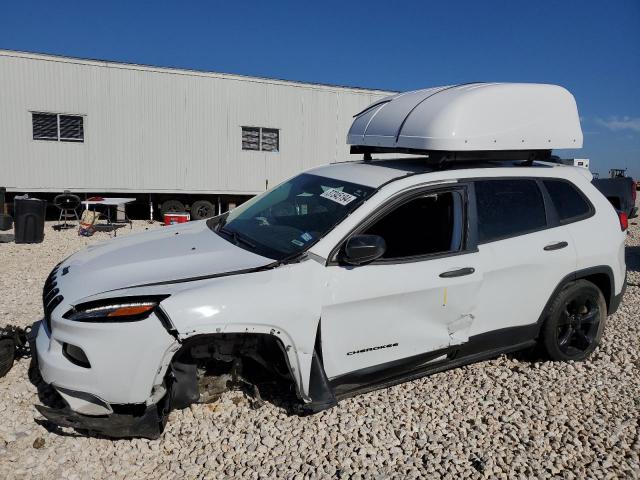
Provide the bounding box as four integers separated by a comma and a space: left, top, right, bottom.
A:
341, 234, 386, 266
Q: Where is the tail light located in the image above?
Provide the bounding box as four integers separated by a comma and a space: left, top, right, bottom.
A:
618, 211, 628, 231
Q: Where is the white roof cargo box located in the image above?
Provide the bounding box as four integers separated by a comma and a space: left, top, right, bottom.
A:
347, 83, 583, 154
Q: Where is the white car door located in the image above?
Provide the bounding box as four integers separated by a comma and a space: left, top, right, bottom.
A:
469, 178, 578, 338
320, 185, 483, 383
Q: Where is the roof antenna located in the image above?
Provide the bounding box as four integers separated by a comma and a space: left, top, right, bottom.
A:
363, 152, 372, 162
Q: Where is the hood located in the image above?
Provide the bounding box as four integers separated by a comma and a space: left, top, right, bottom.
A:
56, 221, 274, 303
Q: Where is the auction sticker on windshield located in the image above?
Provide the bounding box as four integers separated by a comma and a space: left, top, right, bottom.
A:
320, 188, 357, 206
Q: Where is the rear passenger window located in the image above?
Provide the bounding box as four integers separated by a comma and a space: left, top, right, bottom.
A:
475, 179, 546, 243
362, 190, 463, 259
543, 180, 591, 222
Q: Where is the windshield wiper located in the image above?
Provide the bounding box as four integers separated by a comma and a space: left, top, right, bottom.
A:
215, 213, 230, 231
219, 227, 257, 249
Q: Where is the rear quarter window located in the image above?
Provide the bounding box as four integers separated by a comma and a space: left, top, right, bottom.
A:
475, 179, 547, 243
543, 179, 592, 223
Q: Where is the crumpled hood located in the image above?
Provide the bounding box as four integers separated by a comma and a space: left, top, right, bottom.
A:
56, 221, 274, 303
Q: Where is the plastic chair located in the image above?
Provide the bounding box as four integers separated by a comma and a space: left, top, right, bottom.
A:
78, 209, 100, 237
53, 190, 81, 230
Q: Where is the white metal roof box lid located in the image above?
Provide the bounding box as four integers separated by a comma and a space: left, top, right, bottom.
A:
347, 83, 583, 152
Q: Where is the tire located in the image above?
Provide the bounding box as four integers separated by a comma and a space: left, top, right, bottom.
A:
161, 199, 186, 215
0, 338, 15, 378
541, 280, 607, 361
190, 200, 216, 220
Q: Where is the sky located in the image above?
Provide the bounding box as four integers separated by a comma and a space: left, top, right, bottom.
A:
1, 0, 638, 178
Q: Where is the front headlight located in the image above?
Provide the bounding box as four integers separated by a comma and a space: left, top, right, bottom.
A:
64, 296, 168, 322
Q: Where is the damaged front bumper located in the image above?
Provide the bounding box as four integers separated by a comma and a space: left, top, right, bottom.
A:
34, 403, 166, 440
29, 321, 170, 439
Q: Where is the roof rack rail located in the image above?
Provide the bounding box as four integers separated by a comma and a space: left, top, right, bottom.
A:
351, 146, 552, 165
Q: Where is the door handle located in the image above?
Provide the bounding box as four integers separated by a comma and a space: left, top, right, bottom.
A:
544, 241, 568, 251
439, 267, 475, 278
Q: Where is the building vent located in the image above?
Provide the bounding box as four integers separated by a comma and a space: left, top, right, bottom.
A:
32, 113, 59, 141
261, 128, 279, 152
32, 112, 84, 142
242, 127, 260, 150
242, 126, 279, 152
59, 115, 84, 142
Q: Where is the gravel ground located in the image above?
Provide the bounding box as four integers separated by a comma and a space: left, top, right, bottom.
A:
0, 217, 639, 479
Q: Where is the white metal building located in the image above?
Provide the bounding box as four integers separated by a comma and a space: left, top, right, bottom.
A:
0, 50, 391, 216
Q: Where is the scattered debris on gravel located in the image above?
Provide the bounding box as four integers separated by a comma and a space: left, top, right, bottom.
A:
1, 218, 639, 478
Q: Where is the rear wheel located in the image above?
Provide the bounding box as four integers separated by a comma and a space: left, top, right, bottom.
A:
541, 280, 606, 361
0, 338, 15, 378
191, 200, 215, 220
160, 200, 186, 215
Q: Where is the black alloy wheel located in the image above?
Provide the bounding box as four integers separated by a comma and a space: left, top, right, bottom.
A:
541, 280, 606, 361
556, 293, 601, 356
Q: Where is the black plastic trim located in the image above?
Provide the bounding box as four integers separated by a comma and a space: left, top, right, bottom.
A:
439, 267, 475, 278
299, 325, 337, 414
536, 178, 560, 227
543, 241, 569, 251
349, 147, 553, 162
609, 273, 627, 315
465, 181, 479, 250
62, 343, 91, 368
329, 323, 539, 399
154, 306, 180, 339
34, 403, 164, 440
535, 265, 618, 320
576, 266, 617, 314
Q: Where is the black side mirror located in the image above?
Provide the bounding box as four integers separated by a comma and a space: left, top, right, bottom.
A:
341, 234, 386, 265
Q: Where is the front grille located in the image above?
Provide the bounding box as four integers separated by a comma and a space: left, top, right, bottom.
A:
43, 265, 64, 333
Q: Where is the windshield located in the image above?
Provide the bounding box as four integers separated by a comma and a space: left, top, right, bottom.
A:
211, 173, 375, 260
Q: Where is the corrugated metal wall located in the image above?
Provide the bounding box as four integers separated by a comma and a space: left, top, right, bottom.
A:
0, 51, 391, 194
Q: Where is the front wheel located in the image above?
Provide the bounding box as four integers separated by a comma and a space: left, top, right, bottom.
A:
541, 280, 607, 361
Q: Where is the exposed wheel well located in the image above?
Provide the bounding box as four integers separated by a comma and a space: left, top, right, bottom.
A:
167, 333, 298, 411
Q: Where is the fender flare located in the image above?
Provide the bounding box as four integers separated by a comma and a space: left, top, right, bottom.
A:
297, 321, 337, 414
536, 265, 618, 333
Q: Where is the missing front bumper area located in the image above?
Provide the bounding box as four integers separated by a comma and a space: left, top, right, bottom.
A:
29, 324, 167, 440
35, 403, 166, 440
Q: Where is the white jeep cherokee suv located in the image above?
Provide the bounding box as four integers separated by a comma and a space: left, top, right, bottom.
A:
32, 83, 627, 438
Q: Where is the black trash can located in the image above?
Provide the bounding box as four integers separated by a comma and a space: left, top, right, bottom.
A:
0, 214, 12, 231
14, 196, 46, 244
